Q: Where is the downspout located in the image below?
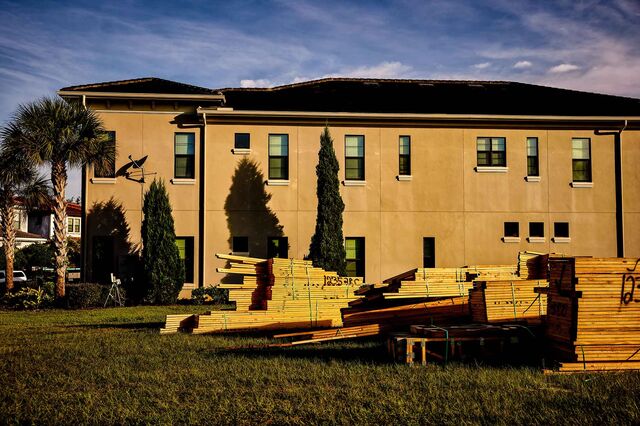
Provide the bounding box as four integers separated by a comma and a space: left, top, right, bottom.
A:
80, 94, 88, 281
198, 112, 207, 288
595, 120, 628, 257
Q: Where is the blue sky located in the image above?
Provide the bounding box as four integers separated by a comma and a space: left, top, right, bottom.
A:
1, 0, 639, 197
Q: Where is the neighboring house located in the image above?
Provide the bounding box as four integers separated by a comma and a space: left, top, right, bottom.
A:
57, 77, 640, 296
0, 203, 47, 249
27, 202, 82, 240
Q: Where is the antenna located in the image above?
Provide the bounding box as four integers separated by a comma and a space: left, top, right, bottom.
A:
122, 155, 155, 183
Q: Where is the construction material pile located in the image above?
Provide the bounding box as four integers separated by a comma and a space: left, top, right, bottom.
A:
469, 279, 548, 325
340, 263, 521, 330
543, 255, 640, 372
161, 254, 363, 334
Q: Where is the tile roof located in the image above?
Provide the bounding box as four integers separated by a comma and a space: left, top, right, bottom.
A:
0, 229, 47, 240
60, 77, 218, 95
219, 78, 640, 116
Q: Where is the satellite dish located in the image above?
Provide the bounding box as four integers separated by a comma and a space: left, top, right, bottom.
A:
131, 155, 148, 169
116, 160, 135, 177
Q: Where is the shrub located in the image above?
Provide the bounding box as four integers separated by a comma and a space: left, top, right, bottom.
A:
190, 286, 229, 305
1, 286, 53, 310
65, 283, 112, 309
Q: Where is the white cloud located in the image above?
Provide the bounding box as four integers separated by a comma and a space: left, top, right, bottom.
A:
513, 60, 532, 69
472, 62, 491, 69
549, 63, 580, 73
323, 61, 414, 79
240, 79, 272, 88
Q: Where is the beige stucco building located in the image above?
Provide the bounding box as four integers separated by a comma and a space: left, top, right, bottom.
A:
59, 77, 640, 295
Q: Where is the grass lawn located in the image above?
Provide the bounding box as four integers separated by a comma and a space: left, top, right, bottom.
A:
1, 307, 639, 425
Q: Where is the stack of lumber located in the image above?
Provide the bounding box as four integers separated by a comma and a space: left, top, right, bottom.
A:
469, 279, 548, 325
518, 251, 548, 279
342, 297, 470, 327
161, 254, 363, 334
542, 255, 640, 372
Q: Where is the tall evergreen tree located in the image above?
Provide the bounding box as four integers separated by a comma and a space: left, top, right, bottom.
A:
309, 126, 346, 275
141, 179, 184, 304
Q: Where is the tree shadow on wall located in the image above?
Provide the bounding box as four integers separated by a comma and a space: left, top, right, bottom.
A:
223, 158, 284, 284
86, 198, 143, 300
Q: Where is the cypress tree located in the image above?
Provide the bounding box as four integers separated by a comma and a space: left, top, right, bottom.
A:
141, 179, 184, 304
309, 126, 346, 275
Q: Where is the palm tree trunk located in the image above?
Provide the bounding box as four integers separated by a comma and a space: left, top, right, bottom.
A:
51, 161, 68, 298
0, 197, 16, 293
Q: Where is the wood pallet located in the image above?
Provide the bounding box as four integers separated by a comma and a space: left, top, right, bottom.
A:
162, 254, 363, 334
470, 279, 548, 325
542, 255, 640, 372
388, 324, 535, 365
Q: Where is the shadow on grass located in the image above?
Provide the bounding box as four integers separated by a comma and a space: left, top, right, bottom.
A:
70, 321, 166, 331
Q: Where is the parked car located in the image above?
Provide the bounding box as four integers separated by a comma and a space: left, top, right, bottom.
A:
0, 270, 28, 284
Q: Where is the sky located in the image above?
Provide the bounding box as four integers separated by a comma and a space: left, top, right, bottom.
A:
1, 0, 639, 198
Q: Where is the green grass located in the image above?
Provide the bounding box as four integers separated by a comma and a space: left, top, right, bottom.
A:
1, 307, 639, 425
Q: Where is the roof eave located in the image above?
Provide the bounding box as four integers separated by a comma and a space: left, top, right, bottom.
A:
58, 90, 226, 102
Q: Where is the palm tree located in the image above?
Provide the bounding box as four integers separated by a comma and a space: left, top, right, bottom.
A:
0, 151, 50, 293
1, 97, 115, 298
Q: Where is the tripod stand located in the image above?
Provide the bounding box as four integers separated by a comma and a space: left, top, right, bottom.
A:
104, 273, 125, 307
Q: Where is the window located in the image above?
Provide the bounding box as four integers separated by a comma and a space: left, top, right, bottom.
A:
504, 222, 519, 238
345, 237, 365, 278
529, 222, 544, 238
95, 131, 116, 178
345, 135, 365, 180
174, 133, 195, 179
67, 218, 74, 233
235, 133, 250, 150
554, 222, 570, 238
267, 237, 288, 259
399, 136, 411, 176
175, 237, 194, 283
232, 236, 249, 254
423, 237, 435, 268
74, 218, 80, 233
526, 137, 539, 176
572, 138, 591, 182
477, 137, 506, 167
268, 134, 289, 180
13, 215, 21, 230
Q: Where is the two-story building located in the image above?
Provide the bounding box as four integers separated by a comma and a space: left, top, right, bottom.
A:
58, 77, 640, 295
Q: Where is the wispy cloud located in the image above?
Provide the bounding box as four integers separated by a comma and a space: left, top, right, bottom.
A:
549, 63, 580, 73
240, 79, 273, 88
472, 62, 491, 69
324, 62, 414, 79
513, 60, 532, 69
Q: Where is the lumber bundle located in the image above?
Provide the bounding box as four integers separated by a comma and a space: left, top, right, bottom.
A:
162, 254, 363, 334
518, 251, 548, 279
542, 255, 640, 372
469, 279, 548, 325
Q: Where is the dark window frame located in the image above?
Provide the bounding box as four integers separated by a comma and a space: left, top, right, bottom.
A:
526, 137, 539, 177
504, 222, 520, 238
345, 237, 365, 279
94, 131, 116, 178
175, 236, 195, 283
477, 137, 507, 167
572, 138, 592, 182
345, 135, 365, 181
232, 236, 249, 253
174, 132, 195, 179
554, 222, 570, 238
529, 222, 544, 238
267, 236, 288, 259
234, 133, 250, 150
268, 134, 289, 180
399, 135, 411, 176
423, 237, 435, 268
